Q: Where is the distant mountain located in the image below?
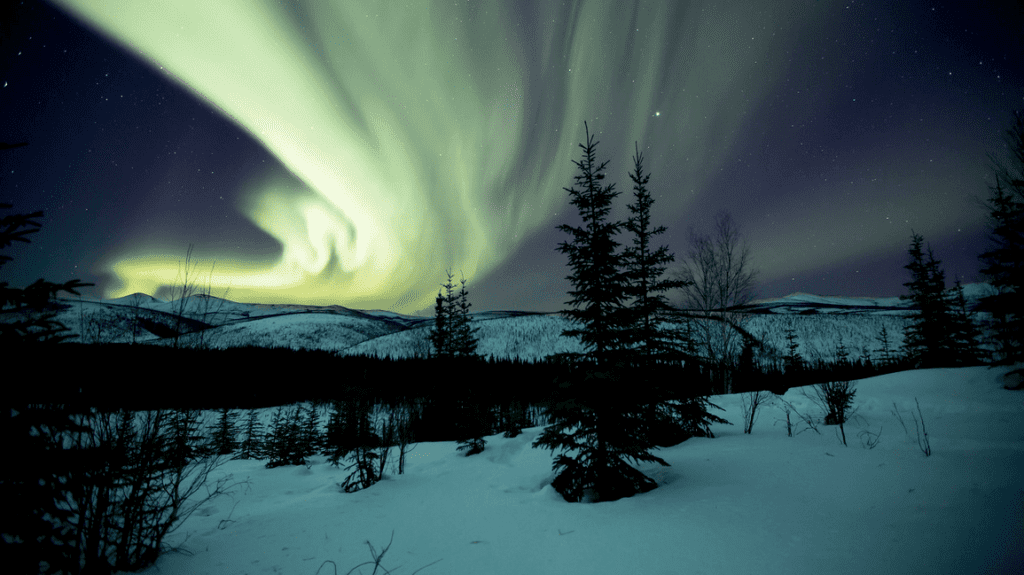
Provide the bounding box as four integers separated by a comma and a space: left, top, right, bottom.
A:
32, 283, 994, 365
741, 282, 995, 315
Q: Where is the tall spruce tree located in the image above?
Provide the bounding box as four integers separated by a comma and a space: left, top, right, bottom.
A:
428, 270, 459, 358
620, 142, 700, 446
622, 142, 686, 366
452, 274, 480, 357
949, 279, 983, 366
533, 122, 666, 503
429, 289, 449, 357
979, 110, 1024, 371
901, 232, 956, 367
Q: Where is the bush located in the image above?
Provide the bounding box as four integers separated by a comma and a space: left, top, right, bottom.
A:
806, 380, 857, 446
817, 380, 857, 426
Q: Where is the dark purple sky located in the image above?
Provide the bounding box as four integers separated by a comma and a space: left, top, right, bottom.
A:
1, 0, 1022, 314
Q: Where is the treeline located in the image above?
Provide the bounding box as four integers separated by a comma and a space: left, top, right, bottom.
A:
7, 343, 560, 412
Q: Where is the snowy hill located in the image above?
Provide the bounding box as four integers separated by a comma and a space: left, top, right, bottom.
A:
24, 283, 997, 364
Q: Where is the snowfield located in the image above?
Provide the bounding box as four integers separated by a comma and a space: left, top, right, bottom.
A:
125, 365, 1023, 575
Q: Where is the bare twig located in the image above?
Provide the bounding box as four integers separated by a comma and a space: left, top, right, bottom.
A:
741, 390, 772, 434
858, 427, 882, 449
890, 402, 909, 435
314, 560, 338, 575
320, 530, 441, 575
913, 397, 931, 456
891, 399, 931, 456
776, 396, 820, 436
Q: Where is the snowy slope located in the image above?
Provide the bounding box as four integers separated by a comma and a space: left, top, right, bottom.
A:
31, 283, 1001, 364
122, 365, 1024, 575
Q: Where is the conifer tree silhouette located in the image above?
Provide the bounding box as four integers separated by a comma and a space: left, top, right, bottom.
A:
534, 123, 665, 503
979, 110, 1024, 373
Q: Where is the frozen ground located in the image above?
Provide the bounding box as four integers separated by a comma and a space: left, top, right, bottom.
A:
124, 365, 1023, 575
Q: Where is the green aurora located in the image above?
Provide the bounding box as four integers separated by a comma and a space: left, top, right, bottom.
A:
51, 0, 797, 313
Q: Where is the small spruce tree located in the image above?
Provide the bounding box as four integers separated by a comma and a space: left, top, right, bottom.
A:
298, 403, 322, 461
238, 409, 265, 460
210, 407, 239, 457
876, 325, 894, 366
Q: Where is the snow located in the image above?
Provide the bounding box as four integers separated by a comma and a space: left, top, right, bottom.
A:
123, 365, 1024, 575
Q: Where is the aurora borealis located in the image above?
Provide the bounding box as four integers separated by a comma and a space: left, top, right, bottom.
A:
1, 1, 1021, 314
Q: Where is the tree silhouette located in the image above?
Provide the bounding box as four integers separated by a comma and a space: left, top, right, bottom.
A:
534, 123, 667, 503
1, 140, 96, 572
452, 274, 479, 357
979, 110, 1024, 372
901, 232, 955, 367
1, 204, 94, 343
428, 270, 457, 358
622, 142, 686, 367
674, 212, 758, 394
949, 279, 983, 366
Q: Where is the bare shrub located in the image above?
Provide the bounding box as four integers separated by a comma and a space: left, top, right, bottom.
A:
740, 390, 773, 434
773, 396, 820, 436
802, 380, 857, 445
314, 530, 442, 575
891, 399, 931, 456
47, 408, 244, 573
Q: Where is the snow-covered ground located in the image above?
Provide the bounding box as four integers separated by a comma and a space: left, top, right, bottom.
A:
125, 365, 1023, 575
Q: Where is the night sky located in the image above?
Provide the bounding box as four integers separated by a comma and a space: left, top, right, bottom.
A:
1, 1, 1021, 315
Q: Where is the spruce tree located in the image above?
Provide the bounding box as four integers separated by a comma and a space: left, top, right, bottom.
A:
978, 110, 1024, 369
455, 380, 489, 456
428, 270, 459, 358
452, 274, 480, 357
210, 407, 239, 456
499, 396, 529, 439
428, 290, 448, 358
0, 145, 99, 572
284, 406, 306, 466
165, 409, 208, 468
339, 397, 383, 492
949, 279, 983, 365
533, 122, 665, 503
876, 325, 894, 366
620, 142, 700, 446
324, 400, 347, 466
298, 403, 321, 461
835, 339, 850, 370
621, 142, 686, 366
238, 409, 265, 460
455, 415, 487, 455
784, 328, 802, 373
901, 233, 956, 367
266, 406, 304, 468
